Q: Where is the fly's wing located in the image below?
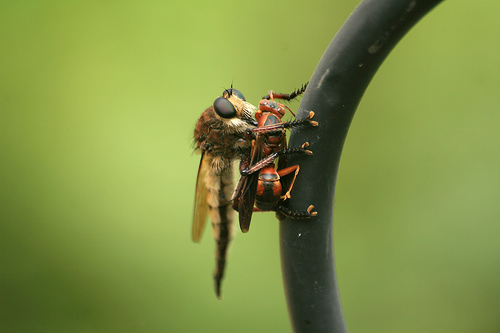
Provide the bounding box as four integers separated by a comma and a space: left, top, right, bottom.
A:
232, 168, 246, 212
192, 152, 209, 242
237, 172, 258, 233
237, 136, 264, 233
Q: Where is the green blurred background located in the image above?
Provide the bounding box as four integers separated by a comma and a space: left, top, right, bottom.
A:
1, 1, 499, 332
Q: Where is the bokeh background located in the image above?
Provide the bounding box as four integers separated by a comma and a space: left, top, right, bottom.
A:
1, 1, 499, 332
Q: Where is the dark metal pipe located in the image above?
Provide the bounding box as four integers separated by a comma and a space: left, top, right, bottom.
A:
279, 1, 444, 332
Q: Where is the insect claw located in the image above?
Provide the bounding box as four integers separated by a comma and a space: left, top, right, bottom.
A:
305, 150, 313, 155
307, 112, 319, 126
280, 192, 292, 201
307, 205, 318, 216
301, 142, 309, 149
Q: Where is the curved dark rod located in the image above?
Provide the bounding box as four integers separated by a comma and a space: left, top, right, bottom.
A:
279, 0, 444, 332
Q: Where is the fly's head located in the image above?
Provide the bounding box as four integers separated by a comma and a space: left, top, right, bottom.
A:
213, 88, 257, 133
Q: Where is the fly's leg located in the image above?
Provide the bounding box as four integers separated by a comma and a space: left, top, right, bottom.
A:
251, 111, 318, 134
276, 204, 317, 219
262, 83, 308, 101
282, 111, 318, 128
240, 142, 312, 177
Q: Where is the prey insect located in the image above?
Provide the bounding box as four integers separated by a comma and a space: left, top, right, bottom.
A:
192, 87, 257, 299
232, 87, 318, 233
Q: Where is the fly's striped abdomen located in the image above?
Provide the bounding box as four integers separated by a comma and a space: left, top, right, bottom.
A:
204, 158, 235, 299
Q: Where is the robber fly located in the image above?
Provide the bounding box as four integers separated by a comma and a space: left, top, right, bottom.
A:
232, 87, 318, 233
192, 87, 257, 299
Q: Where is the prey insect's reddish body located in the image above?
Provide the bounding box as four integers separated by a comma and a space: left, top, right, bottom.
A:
232, 87, 318, 233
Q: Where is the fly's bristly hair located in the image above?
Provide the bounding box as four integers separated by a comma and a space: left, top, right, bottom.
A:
261, 82, 309, 101
289, 82, 308, 100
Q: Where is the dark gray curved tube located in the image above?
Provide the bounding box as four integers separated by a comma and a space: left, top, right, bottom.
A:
279, 0, 443, 332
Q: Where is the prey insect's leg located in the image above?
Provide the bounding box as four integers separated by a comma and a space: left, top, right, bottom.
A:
277, 165, 300, 201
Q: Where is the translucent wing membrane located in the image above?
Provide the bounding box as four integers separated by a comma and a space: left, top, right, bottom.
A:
192, 152, 209, 242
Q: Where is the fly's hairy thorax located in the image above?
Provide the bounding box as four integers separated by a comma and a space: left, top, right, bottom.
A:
194, 105, 255, 224
194, 106, 254, 175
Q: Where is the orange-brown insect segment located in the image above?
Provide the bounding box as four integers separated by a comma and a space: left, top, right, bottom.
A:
255, 166, 282, 211
255, 89, 296, 122
258, 99, 286, 118
257, 113, 286, 157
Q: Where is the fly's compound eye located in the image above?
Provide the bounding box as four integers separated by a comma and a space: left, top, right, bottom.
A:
223, 88, 246, 101
214, 97, 237, 119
